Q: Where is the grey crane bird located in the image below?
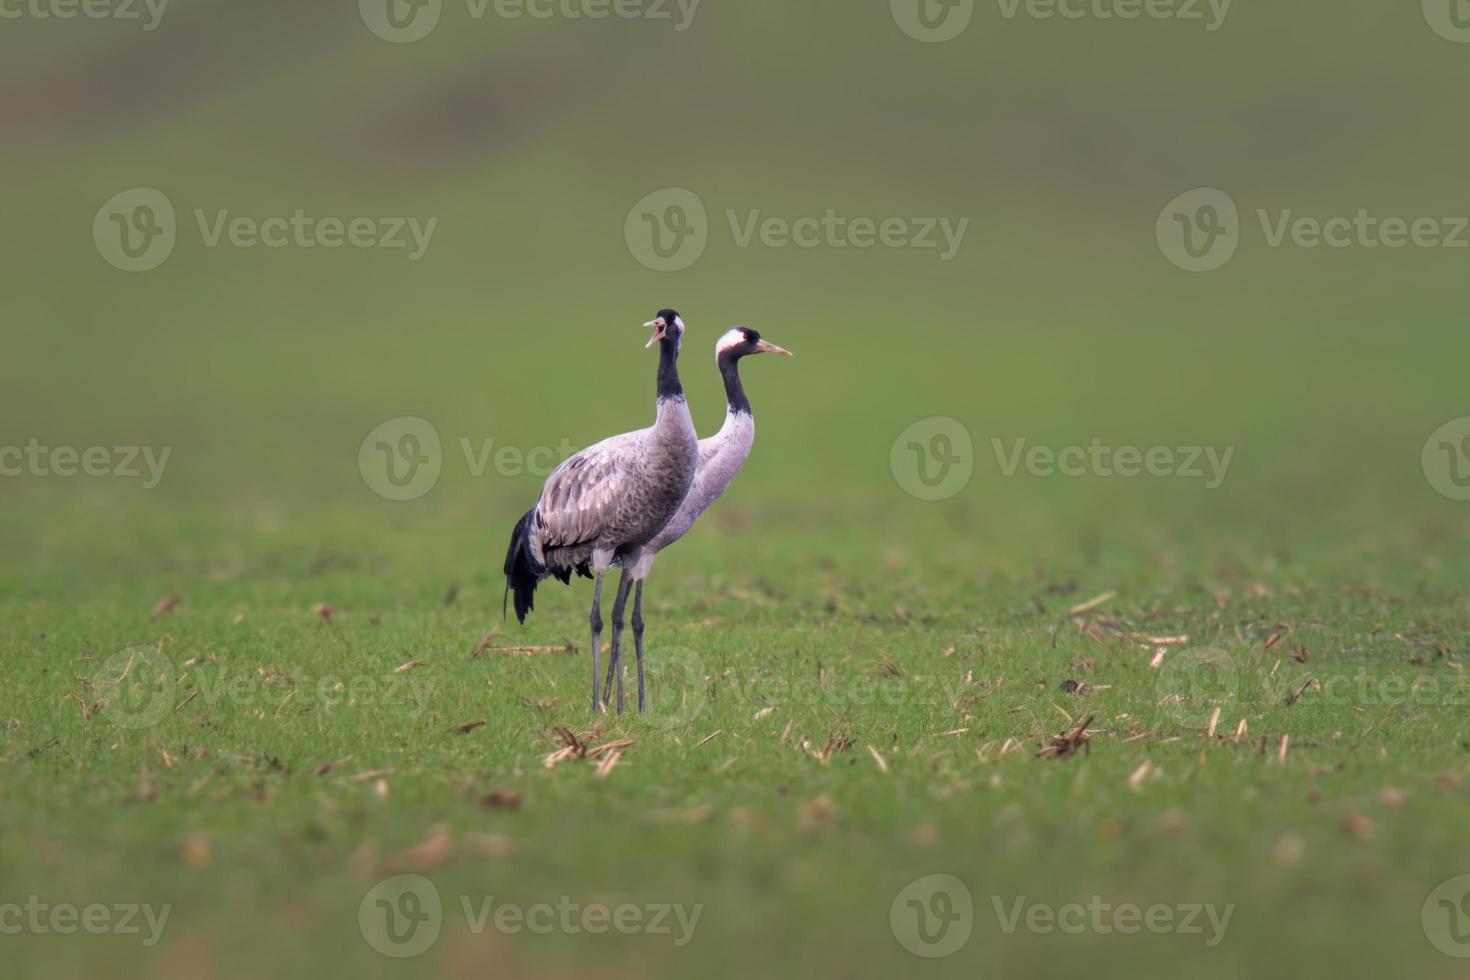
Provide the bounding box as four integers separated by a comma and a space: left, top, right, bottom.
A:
503, 310, 699, 713
601, 326, 792, 711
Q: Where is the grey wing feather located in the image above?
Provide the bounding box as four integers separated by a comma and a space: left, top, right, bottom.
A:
533, 432, 644, 555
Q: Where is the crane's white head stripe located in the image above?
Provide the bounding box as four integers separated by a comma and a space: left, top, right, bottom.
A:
716, 328, 746, 354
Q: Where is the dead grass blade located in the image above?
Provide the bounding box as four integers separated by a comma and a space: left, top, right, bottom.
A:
387, 824, 452, 872
1285, 678, 1318, 706
472, 629, 501, 657
1068, 591, 1116, 617
595, 749, 623, 779
586, 739, 634, 759
1036, 715, 1094, 759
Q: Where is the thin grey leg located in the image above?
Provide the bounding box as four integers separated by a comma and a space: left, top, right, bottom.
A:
589, 572, 604, 713
631, 581, 647, 712
603, 571, 633, 713
600, 644, 617, 708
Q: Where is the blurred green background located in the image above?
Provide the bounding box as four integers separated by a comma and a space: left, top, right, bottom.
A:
2, 0, 1466, 536
3, 1, 1470, 978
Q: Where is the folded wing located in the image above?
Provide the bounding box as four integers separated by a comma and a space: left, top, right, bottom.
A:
532, 433, 642, 562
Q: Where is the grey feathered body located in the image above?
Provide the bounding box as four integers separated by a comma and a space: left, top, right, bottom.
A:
530, 395, 698, 574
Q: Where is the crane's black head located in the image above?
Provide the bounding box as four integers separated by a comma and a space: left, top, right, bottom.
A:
715, 326, 794, 361
645, 309, 686, 351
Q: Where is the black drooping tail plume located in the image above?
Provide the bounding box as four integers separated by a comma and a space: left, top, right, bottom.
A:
502, 509, 543, 624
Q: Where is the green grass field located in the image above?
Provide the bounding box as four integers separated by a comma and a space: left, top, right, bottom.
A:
5, 453, 1470, 979
4, 2, 1470, 977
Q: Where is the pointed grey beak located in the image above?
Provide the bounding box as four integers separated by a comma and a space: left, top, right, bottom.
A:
754, 339, 793, 357
645, 318, 667, 349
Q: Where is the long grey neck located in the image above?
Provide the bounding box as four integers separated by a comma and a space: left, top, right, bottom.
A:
649, 390, 752, 554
